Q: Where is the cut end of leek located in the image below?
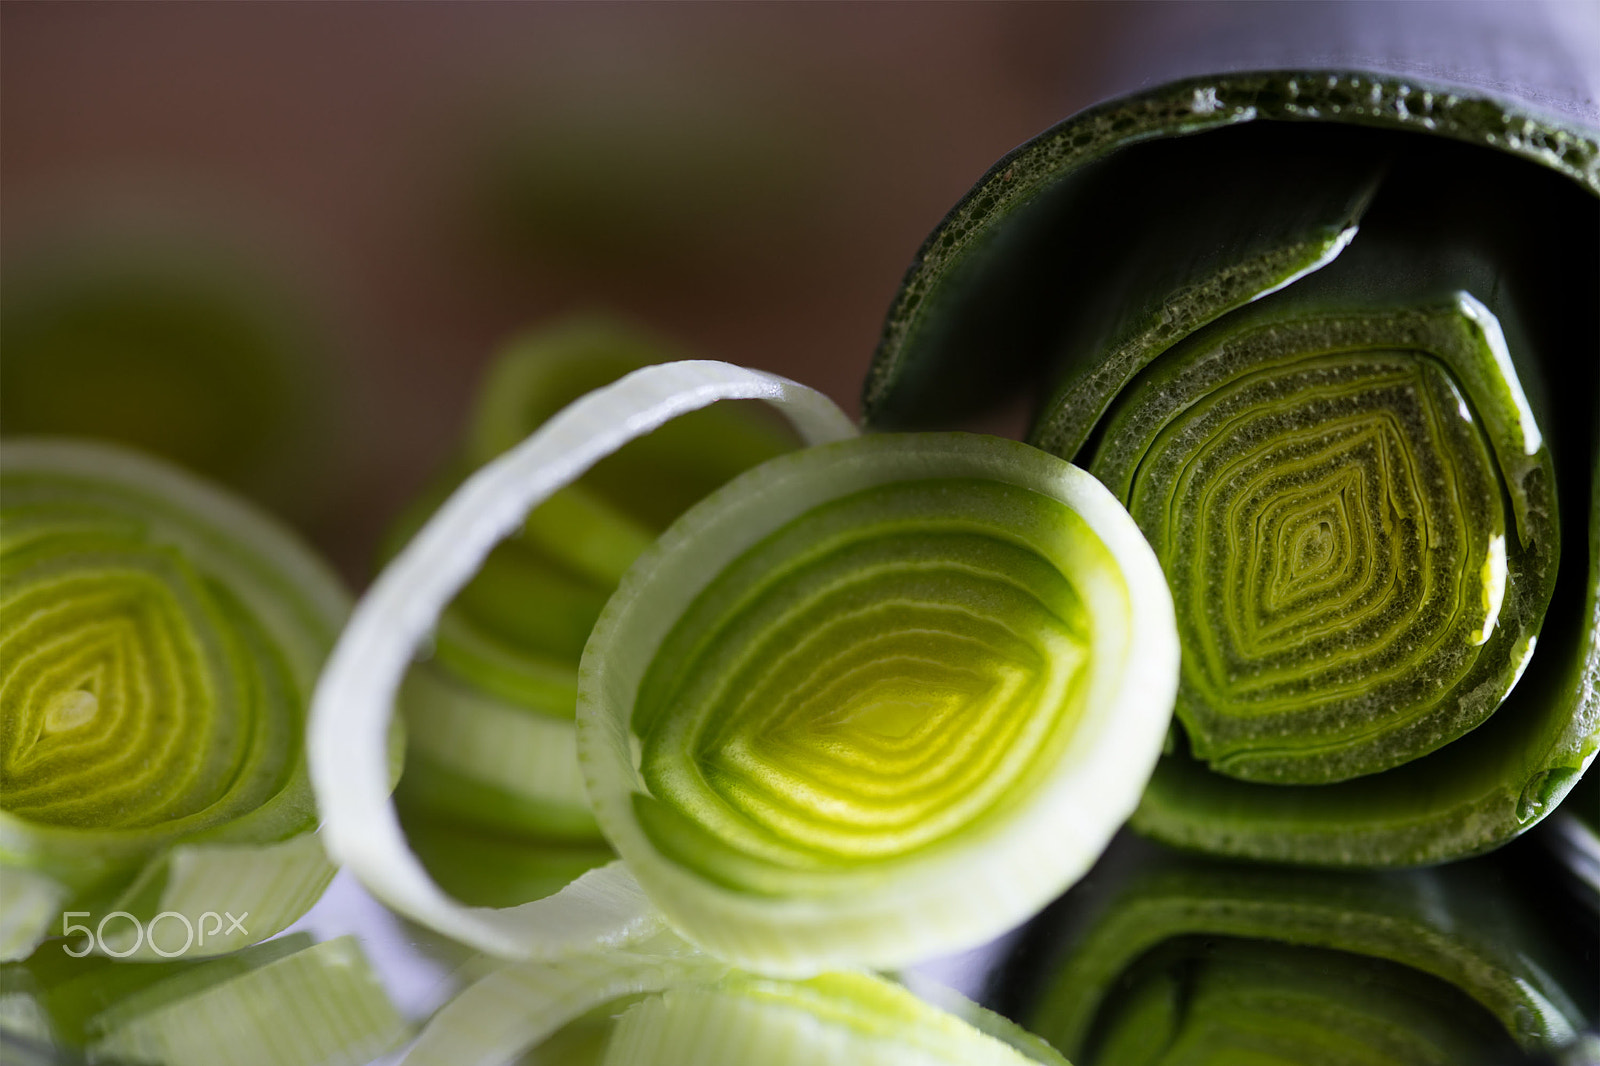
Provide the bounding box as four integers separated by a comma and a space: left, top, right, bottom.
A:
579, 431, 1178, 975
0, 438, 348, 959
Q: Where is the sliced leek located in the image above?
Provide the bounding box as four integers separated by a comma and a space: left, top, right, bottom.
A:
385, 321, 802, 910
861, 72, 1599, 864
0, 439, 347, 960
308, 359, 856, 956
580, 431, 1177, 975
1, 932, 407, 1066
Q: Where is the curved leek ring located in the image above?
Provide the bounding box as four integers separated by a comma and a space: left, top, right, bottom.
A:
579, 432, 1177, 975
0, 439, 347, 960
307, 360, 857, 957
861, 71, 1598, 864
387, 321, 801, 908
1005, 837, 1593, 1063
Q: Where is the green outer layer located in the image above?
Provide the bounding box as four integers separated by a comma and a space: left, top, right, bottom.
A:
859, 69, 1600, 865
863, 69, 1597, 428
1013, 837, 1592, 1061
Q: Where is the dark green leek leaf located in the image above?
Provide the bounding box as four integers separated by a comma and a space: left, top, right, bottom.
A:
862, 68, 1598, 864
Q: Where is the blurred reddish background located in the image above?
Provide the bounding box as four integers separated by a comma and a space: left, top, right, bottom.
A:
3, 3, 1125, 579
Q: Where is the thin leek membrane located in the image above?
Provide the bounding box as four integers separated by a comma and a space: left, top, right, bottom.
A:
862, 74, 1599, 865
383, 321, 801, 909
0, 440, 347, 960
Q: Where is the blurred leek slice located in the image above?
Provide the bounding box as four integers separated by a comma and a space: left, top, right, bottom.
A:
0, 933, 407, 1066
309, 357, 858, 956
381, 321, 807, 910
996, 835, 1595, 1066
404, 926, 1066, 1066
579, 431, 1177, 975
861, 72, 1599, 865
0, 227, 335, 522
0, 440, 347, 960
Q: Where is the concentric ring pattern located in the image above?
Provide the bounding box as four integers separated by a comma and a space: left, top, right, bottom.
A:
1092, 341, 1523, 785
0, 439, 345, 955
581, 433, 1178, 973
632, 481, 1096, 891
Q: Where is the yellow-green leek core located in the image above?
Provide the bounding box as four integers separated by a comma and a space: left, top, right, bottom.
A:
580, 432, 1177, 975
632, 480, 1102, 894
0, 439, 346, 960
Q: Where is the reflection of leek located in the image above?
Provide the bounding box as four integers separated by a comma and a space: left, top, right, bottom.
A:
1003, 836, 1594, 1065
863, 71, 1598, 864
581, 432, 1177, 974
386, 321, 800, 908
0, 441, 346, 960
1, 933, 406, 1066
405, 922, 1065, 1066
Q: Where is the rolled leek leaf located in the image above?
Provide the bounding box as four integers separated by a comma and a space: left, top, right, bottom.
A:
308, 359, 857, 956
861, 62, 1599, 864
579, 431, 1178, 975
995, 834, 1596, 1065
405, 933, 1067, 1066
384, 321, 803, 909
0, 439, 347, 960
1, 932, 407, 1066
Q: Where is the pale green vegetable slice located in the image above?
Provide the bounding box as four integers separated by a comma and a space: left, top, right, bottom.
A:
0, 439, 347, 960
307, 360, 857, 956
2, 932, 407, 1066
579, 431, 1177, 975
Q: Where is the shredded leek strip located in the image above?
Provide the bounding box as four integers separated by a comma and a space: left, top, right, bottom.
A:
1004, 836, 1594, 1065
1, 932, 407, 1066
384, 321, 804, 910
862, 73, 1598, 864
580, 431, 1177, 975
308, 359, 857, 956
0, 439, 348, 960
405, 934, 1067, 1066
